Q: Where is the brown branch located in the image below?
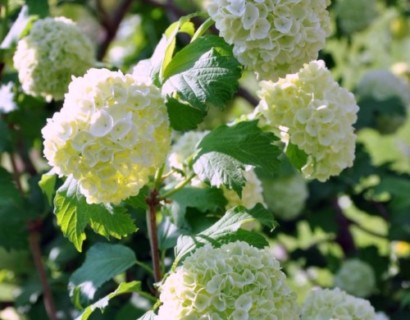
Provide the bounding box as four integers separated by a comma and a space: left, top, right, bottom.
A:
28, 221, 58, 320
96, 0, 134, 61
332, 198, 357, 256
237, 86, 259, 107
146, 189, 162, 288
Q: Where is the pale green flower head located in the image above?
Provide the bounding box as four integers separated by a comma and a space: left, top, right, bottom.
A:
42, 68, 171, 204
334, 259, 376, 298
262, 173, 307, 220
255, 60, 359, 181
301, 288, 376, 320
207, 0, 331, 80
335, 0, 378, 34
157, 241, 300, 320
13, 17, 95, 101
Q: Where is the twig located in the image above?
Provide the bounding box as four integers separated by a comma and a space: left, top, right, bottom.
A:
96, 0, 134, 61
146, 189, 162, 287
332, 198, 357, 256
237, 86, 259, 107
28, 221, 58, 320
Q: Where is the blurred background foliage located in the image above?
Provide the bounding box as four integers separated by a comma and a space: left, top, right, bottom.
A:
1, 0, 410, 319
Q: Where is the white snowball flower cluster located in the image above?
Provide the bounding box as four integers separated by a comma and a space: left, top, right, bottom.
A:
157, 241, 299, 320
13, 17, 95, 101
301, 288, 376, 320
223, 167, 265, 209
334, 259, 376, 298
42, 68, 171, 204
262, 174, 307, 220
206, 0, 331, 80
335, 0, 378, 34
255, 60, 359, 181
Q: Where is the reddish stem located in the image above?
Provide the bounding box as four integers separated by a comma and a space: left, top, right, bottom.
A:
28, 221, 58, 320
146, 189, 162, 287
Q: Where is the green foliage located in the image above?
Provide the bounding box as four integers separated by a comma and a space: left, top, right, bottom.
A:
75, 281, 141, 320
174, 205, 275, 264
70, 243, 136, 302
54, 177, 137, 251
1, 1, 410, 319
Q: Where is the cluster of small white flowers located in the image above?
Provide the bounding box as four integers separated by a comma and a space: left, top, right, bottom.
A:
206, 0, 331, 80
262, 174, 307, 220
13, 17, 95, 101
335, 0, 378, 34
255, 60, 359, 181
223, 167, 265, 209
157, 241, 299, 320
334, 259, 376, 298
42, 68, 171, 204
356, 70, 410, 107
301, 288, 376, 320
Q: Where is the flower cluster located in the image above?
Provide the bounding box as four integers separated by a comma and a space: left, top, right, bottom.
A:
335, 0, 378, 34
301, 288, 376, 320
262, 174, 307, 220
42, 68, 171, 204
13, 17, 95, 101
156, 241, 299, 319
13, 17, 94, 100
223, 167, 265, 209
206, 0, 331, 80
255, 60, 359, 181
334, 259, 376, 298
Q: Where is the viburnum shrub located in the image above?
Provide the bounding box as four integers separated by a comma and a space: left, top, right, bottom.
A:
0, 1, 408, 320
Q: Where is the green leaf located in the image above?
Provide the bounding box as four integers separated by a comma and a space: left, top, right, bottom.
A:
166, 97, 206, 131
26, 0, 49, 18
38, 171, 56, 206
54, 177, 137, 251
193, 152, 245, 195
217, 229, 269, 248
125, 186, 149, 210
193, 120, 282, 194
169, 187, 227, 227
150, 17, 194, 84
70, 243, 136, 300
0, 168, 27, 250
162, 35, 242, 112
286, 143, 308, 171
0, 6, 30, 49
195, 120, 281, 171
75, 281, 141, 320
174, 206, 273, 264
